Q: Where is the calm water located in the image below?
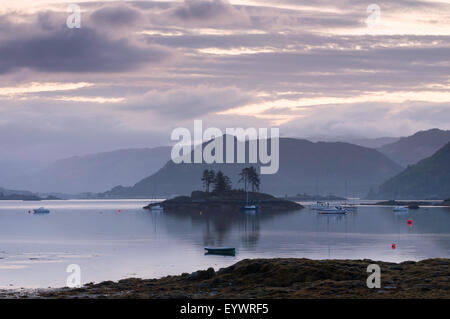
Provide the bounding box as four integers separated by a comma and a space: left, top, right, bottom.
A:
0, 200, 449, 288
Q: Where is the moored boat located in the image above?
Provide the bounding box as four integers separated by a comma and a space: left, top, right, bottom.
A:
318, 205, 347, 214
310, 201, 330, 210
150, 204, 164, 211
393, 206, 408, 212
33, 207, 50, 214
241, 205, 258, 212
342, 204, 358, 212
205, 247, 236, 256
241, 188, 259, 212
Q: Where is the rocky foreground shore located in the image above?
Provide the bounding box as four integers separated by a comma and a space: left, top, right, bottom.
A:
9, 258, 450, 299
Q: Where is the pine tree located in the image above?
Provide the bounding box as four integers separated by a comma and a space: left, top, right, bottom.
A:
247, 166, 260, 192
208, 170, 215, 189
201, 169, 215, 192
213, 171, 232, 194
238, 167, 250, 192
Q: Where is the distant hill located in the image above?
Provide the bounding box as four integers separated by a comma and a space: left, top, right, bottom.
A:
308, 135, 399, 148
6, 147, 171, 194
0, 187, 36, 197
377, 128, 450, 167
370, 142, 450, 199
0, 186, 52, 200
346, 137, 400, 149
0, 160, 46, 185
104, 137, 402, 198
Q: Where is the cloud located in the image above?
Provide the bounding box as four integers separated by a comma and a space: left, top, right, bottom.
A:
89, 3, 145, 30
167, 0, 250, 26
0, 26, 172, 74
281, 101, 450, 138
127, 86, 254, 119
0, 7, 174, 74
1, 0, 450, 169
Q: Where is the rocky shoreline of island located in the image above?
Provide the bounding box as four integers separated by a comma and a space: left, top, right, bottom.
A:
5, 258, 449, 299
144, 190, 303, 212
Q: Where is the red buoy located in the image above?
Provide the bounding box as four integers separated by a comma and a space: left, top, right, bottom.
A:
392, 243, 396, 249
118, 209, 121, 213
408, 219, 412, 226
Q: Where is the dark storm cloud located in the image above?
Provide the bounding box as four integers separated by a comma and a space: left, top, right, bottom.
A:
0, 26, 172, 74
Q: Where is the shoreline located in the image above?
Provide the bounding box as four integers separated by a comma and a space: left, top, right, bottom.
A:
3, 258, 449, 299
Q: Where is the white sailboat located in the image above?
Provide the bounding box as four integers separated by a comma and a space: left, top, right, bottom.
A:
393, 206, 408, 212
318, 205, 347, 214
342, 181, 358, 212
342, 203, 358, 212
149, 181, 164, 212
150, 204, 164, 211
310, 201, 330, 210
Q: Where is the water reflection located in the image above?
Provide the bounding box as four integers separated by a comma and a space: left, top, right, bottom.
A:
239, 212, 260, 248
0, 200, 449, 288
159, 209, 298, 248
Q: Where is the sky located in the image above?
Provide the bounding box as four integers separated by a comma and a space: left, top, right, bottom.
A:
0, 0, 449, 165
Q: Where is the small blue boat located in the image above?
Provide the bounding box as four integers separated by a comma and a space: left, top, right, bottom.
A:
205, 247, 236, 256
33, 207, 50, 214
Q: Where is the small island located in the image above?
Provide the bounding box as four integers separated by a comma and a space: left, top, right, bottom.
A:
361, 199, 450, 207
144, 167, 303, 212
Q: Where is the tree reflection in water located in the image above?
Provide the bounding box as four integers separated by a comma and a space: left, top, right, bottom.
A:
163, 208, 299, 248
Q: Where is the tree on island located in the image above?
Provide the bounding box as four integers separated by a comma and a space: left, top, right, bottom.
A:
213, 171, 232, 194
201, 169, 215, 192
238, 167, 250, 192
247, 166, 260, 192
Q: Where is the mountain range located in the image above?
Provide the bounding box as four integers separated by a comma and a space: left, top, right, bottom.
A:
4, 147, 171, 194
1, 128, 449, 198
103, 137, 402, 198
369, 142, 450, 199
377, 128, 450, 167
